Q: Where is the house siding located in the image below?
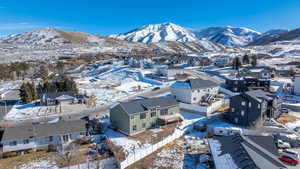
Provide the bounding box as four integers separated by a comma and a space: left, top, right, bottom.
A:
229, 95, 266, 127
110, 104, 180, 136
110, 104, 130, 135
1, 132, 85, 153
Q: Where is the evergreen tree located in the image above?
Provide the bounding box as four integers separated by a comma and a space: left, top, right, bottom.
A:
251, 55, 258, 67
242, 54, 250, 65
19, 83, 31, 104
232, 57, 241, 70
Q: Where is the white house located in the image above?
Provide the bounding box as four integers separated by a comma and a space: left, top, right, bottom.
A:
171, 78, 219, 104
294, 74, 300, 95
0, 120, 87, 153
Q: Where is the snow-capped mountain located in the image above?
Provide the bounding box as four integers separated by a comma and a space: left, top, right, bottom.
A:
0, 28, 107, 46
110, 22, 197, 44
248, 28, 300, 46
193, 26, 261, 47
261, 29, 288, 37
110, 23, 262, 47
155, 39, 225, 54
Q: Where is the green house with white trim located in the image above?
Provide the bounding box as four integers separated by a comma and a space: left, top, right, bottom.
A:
109, 97, 181, 136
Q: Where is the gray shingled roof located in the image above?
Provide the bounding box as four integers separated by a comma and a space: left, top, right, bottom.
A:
119, 97, 178, 114
42, 92, 75, 100
0, 120, 86, 142
186, 78, 218, 90
210, 134, 286, 169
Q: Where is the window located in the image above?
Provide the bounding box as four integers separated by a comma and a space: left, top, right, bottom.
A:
140, 113, 146, 119
9, 141, 17, 146
241, 110, 245, 116
131, 115, 134, 120
234, 88, 238, 91
234, 81, 238, 85
160, 109, 168, 116
197, 89, 200, 92
234, 117, 239, 124
249, 102, 251, 107
241, 101, 246, 106
151, 111, 156, 117
193, 97, 196, 101
132, 125, 137, 131
258, 104, 260, 109
231, 108, 235, 112
142, 123, 146, 128
63, 135, 69, 142
49, 136, 53, 142
23, 139, 29, 144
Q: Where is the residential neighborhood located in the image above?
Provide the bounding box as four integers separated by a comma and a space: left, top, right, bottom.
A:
1, 1, 300, 169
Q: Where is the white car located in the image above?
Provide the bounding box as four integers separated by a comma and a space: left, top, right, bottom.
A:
277, 139, 291, 149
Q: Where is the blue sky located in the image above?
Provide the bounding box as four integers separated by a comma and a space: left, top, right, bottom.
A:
0, 0, 300, 37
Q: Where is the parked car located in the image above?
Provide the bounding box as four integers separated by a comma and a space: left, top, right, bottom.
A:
276, 139, 291, 149
279, 155, 299, 166
281, 108, 290, 114
213, 127, 243, 136
281, 149, 300, 161
152, 87, 160, 91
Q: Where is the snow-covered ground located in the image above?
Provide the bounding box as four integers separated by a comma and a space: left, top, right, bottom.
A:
106, 112, 205, 164
4, 103, 58, 121
18, 160, 58, 169
76, 65, 160, 106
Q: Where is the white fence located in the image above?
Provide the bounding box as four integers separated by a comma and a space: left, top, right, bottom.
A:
179, 99, 227, 116
118, 128, 185, 169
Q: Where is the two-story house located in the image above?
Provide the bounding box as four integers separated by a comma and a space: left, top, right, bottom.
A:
228, 90, 280, 127
0, 120, 87, 154
109, 97, 180, 136
225, 77, 270, 93
171, 78, 219, 104
240, 66, 275, 79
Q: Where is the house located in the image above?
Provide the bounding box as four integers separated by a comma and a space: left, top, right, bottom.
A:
208, 134, 286, 169
171, 78, 219, 104
213, 56, 231, 67
109, 97, 180, 136
228, 90, 281, 127
156, 65, 185, 80
0, 120, 87, 153
240, 66, 275, 79
225, 77, 270, 93
40, 91, 76, 106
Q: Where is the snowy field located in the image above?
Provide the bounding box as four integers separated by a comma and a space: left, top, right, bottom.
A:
4, 103, 59, 121
76, 65, 159, 106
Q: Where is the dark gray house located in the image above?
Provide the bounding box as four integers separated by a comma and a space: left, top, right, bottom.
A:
110, 97, 180, 136
225, 77, 270, 93
228, 90, 281, 127
209, 134, 286, 169
240, 66, 275, 79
